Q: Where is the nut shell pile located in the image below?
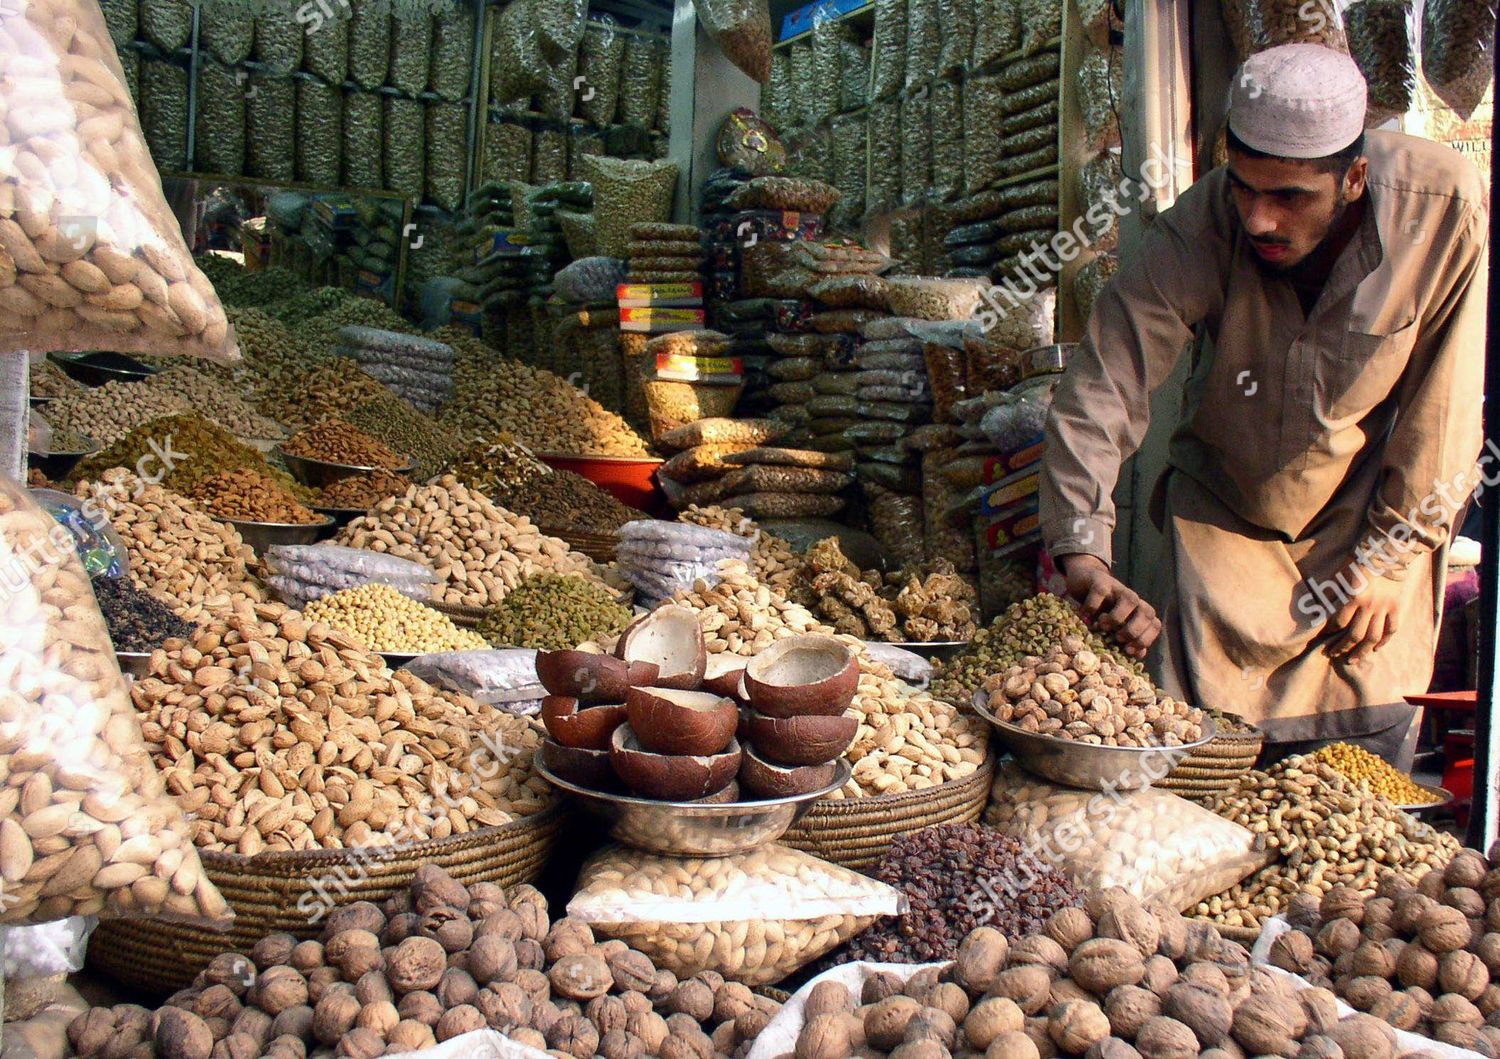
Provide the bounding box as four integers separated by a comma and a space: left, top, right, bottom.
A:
981, 639, 1205, 748
131, 599, 549, 854
283, 419, 407, 469
1270, 848, 1500, 1052
68, 864, 782, 1059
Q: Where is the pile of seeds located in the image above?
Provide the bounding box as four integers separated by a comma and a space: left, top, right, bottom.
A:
1311, 742, 1441, 806
302, 583, 489, 654
29, 357, 83, 397
488, 468, 648, 535
47, 381, 195, 447
345, 388, 470, 479
477, 573, 635, 649
147, 365, 288, 440
70, 413, 314, 502
444, 432, 552, 498
838, 822, 1083, 964
75, 470, 266, 623
1193, 755, 1462, 930
930, 593, 1146, 706
283, 420, 407, 468
91, 574, 198, 654
317, 470, 414, 510
187, 468, 324, 524
131, 599, 551, 853
335, 477, 602, 607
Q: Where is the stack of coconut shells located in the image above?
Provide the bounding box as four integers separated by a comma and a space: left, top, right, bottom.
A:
538, 607, 860, 803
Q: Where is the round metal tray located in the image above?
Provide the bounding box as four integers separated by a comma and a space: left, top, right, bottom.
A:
115, 650, 151, 680
1395, 782, 1454, 815
314, 505, 367, 529
535, 751, 849, 856
973, 690, 1217, 791
223, 515, 338, 554
377, 651, 424, 670
279, 448, 416, 489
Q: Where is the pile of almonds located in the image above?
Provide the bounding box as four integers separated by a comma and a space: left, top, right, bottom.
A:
786, 888, 1432, 1059
335, 477, 603, 608
75, 470, 266, 623
670, 561, 831, 656
187, 468, 323, 525
1269, 848, 1500, 1051
131, 599, 551, 854
283, 420, 407, 469
69, 864, 782, 1059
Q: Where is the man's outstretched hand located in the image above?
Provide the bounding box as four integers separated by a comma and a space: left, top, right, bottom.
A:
1324, 563, 1404, 665
1058, 553, 1162, 659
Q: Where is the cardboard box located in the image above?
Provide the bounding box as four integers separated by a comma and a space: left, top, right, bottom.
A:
617, 282, 705, 308
981, 467, 1039, 515
654, 353, 744, 384
620, 307, 707, 333
984, 435, 1045, 482
779, 0, 870, 41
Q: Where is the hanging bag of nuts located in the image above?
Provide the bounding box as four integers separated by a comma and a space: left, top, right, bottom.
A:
568, 844, 906, 986
1421, 0, 1496, 121
0, 475, 230, 925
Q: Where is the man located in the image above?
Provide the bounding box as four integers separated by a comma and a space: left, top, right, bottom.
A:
1039, 44, 1487, 763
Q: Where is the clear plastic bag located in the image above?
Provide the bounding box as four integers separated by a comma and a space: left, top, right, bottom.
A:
254, 0, 302, 73
659, 416, 788, 450
971, 0, 1020, 66
485, 121, 533, 183
840, 36, 868, 110
536, 0, 585, 62
789, 40, 817, 125
342, 92, 384, 190
731, 491, 845, 518
140, 59, 188, 171
808, 274, 889, 310
931, 79, 964, 202
922, 449, 975, 570
0, 6, 241, 363
904, 0, 940, 90
194, 60, 246, 177
430, 3, 476, 100
659, 442, 753, 483
100, 0, 136, 47
872, 0, 905, 99
400, 648, 545, 711
619, 34, 664, 126
491, 0, 549, 101
296, 80, 344, 187
426, 102, 468, 211
384, 97, 427, 198
555, 257, 630, 304
763, 47, 794, 126
1221, 0, 1349, 62
695, 0, 773, 83
867, 99, 902, 213
349, 0, 391, 89
0, 476, 230, 925
936, 0, 975, 77
247, 73, 295, 181
1345, 0, 1417, 125
1074, 252, 1118, 321
579, 21, 625, 125
769, 356, 820, 382
303, 2, 350, 84
583, 155, 680, 259
975, 284, 1056, 349
140, 0, 190, 50
978, 374, 1058, 450
983, 759, 1270, 911
830, 114, 867, 226
569, 844, 903, 985
727, 464, 853, 494
1420, 0, 1495, 120
198, 0, 253, 64
811, 17, 846, 126
1079, 45, 1122, 151
390, 8, 433, 96
1020, 0, 1063, 53
263, 543, 439, 606
863, 480, 926, 564
900, 89, 932, 207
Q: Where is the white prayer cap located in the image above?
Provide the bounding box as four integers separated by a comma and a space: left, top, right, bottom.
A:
1227, 44, 1368, 158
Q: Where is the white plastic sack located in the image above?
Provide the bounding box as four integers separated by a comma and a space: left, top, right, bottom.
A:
3, 916, 94, 978
399, 649, 543, 713
860, 641, 935, 686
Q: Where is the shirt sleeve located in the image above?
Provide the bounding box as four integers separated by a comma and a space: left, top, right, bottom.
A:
1039, 182, 1227, 565
1362, 202, 1488, 581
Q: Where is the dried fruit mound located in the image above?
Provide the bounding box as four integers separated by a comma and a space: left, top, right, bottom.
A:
478, 573, 635, 650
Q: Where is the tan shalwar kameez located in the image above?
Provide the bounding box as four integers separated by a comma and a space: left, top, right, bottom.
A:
1040, 129, 1488, 751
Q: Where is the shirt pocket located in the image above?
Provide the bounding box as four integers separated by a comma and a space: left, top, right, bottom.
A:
1319, 320, 1419, 423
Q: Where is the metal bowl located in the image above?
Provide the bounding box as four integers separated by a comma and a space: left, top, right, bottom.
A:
378, 650, 423, 670
896, 640, 970, 664
278, 448, 416, 489
115, 650, 151, 680
973, 690, 1218, 791
29, 395, 55, 410
1396, 782, 1454, 815
535, 751, 850, 856
52, 351, 157, 387
223, 515, 338, 554
28, 434, 97, 481
314, 505, 368, 529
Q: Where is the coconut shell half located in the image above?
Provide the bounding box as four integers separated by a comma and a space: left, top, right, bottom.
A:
743, 634, 860, 718
541, 697, 629, 750
702, 653, 749, 700
626, 687, 738, 756
609, 725, 741, 802
541, 739, 620, 791
739, 745, 839, 800
614, 605, 707, 690
535, 650, 659, 703
748, 710, 857, 766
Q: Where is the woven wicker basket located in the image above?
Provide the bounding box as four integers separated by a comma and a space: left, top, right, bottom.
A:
542, 525, 621, 564
1158, 712, 1264, 803
430, 599, 492, 629
88, 801, 567, 997
781, 755, 995, 870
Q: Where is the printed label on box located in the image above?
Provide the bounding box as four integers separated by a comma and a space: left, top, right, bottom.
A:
654, 353, 744, 382
981, 471, 1040, 514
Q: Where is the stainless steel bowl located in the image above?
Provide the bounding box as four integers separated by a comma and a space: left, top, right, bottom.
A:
278, 448, 416, 489
973, 690, 1218, 791
116, 650, 151, 679
223, 515, 338, 554
535, 751, 850, 856
28, 434, 98, 481
898, 640, 970, 664
52, 351, 157, 387
1396, 782, 1454, 815
313, 505, 368, 529
378, 650, 423, 670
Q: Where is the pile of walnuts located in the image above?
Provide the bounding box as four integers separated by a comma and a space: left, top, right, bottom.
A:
980, 638, 1205, 747
68, 866, 781, 1059
1270, 847, 1500, 1051
789, 888, 1420, 1059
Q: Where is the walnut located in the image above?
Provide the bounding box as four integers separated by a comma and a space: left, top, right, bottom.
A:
630, 1011, 671, 1052
1322, 887, 1367, 927
603, 1029, 650, 1059
1297, 1036, 1345, 1059
323, 930, 379, 969
1447, 851, 1489, 890
211, 1033, 259, 1059
1441, 950, 1491, 1000
1349, 941, 1395, 980
993, 968, 1055, 1016
549, 1013, 602, 1059
1151, 909, 1188, 962
1368, 992, 1421, 1031
1051, 980, 1096, 1009
924, 984, 971, 1025
1344, 977, 1392, 1011
154, 1009, 214, 1059
335, 1026, 384, 1059
251, 935, 297, 971
1141, 957, 1178, 997
312, 992, 361, 1046
889, 1042, 946, 1059
351, 971, 391, 1009
430, 1005, 483, 1043
1393, 893, 1436, 935
1011, 937, 1069, 974
957, 929, 1010, 995
69, 1009, 118, 1057
355, 1000, 399, 1038
1070, 940, 1145, 994
305, 967, 341, 1007
387, 1020, 436, 1051
865, 974, 906, 1005
987, 1031, 1042, 1059
249, 967, 308, 1017
387, 937, 448, 995
1098, 902, 1161, 960
192, 985, 242, 1023
411, 864, 471, 916
544, 920, 596, 962
1163, 986, 1231, 1048
1444, 887, 1486, 919
1397, 943, 1441, 990
667, 979, 715, 1022
866, 997, 923, 1051
1325, 1014, 1396, 1059
269, 1005, 313, 1043
230, 1008, 273, 1049
1134, 1016, 1199, 1059
964, 997, 1025, 1049
1269, 932, 1316, 975
1049, 1000, 1111, 1054
476, 909, 524, 944
466, 935, 518, 985
1479, 983, 1500, 1016
1420, 905, 1472, 954
1024, 1016, 1061, 1059
1103, 987, 1160, 1040
1287, 894, 1323, 931
397, 990, 444, 1027
510, 1027, 548, 1052
906, 1007, 958, 1049
201, 955, 258, 999
1087, 1039, 1143, 1059
1300, 988, 1341, 1035
1046, 909, 1096, 955
797, 1014, 854, 1059
1316, 920, 1362, 960
1435, 1020, 1483, 1050
1431, 993, 1483, 1026
605, 949, 658, 994
516, 938, 546, 972
1230, 993, 1300, 1055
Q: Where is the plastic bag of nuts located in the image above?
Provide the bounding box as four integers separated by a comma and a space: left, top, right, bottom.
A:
0, 475, 230, 926
568, 844, 906, 985
984, 760, 1271, 911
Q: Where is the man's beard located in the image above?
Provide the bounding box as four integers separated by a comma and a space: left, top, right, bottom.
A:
1251, 195, 1349, 275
